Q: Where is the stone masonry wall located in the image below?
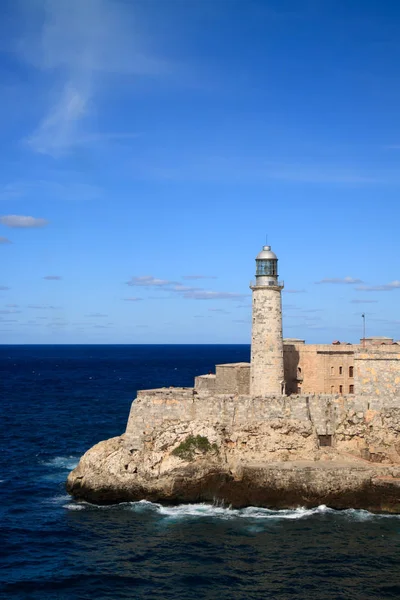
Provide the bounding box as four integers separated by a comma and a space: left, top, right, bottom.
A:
355, 349, 400, 401
124, 387, 367, 451
250, 287, 284, 396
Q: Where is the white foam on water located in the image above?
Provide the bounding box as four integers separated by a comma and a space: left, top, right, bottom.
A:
61, 499, 400, 521
63, 503, 86, 510
42, 456, 79, 471
46, 494, 71, 505
128, 501, 336, 521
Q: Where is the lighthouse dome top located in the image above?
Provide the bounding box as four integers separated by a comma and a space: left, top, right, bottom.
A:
256, 245, 277, 260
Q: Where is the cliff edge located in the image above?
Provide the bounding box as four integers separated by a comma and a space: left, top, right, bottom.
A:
66, 394, 400, 512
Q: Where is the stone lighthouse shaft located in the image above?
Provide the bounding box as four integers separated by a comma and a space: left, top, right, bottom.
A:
250, 244, 285, 396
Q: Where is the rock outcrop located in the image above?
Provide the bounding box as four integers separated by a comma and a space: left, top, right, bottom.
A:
66, 416, 400, 512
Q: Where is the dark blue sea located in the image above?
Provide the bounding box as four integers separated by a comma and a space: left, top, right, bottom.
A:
1, 344, 400, 600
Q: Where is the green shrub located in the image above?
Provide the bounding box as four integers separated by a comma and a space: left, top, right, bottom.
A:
172, 435, 219, 462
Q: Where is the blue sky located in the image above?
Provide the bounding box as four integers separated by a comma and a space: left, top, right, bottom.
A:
1, 0, 400, 344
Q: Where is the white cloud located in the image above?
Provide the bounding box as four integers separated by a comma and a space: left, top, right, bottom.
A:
284, 289, 306, 294
123, 297, 143, 301
315, 277, 363, 285
356, 281, 400, 292
20, 0, 173, 157
351, 299, 378, 304
128, 274, 246, 301
43, 275, 62, 280
0, 215, 48, 228
126, 276, 177, 287
86, 313, 108, 317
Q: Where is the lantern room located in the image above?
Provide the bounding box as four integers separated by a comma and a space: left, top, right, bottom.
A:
255, 245, 278, 284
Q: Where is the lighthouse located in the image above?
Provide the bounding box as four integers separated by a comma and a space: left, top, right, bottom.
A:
250, 244, 285, 396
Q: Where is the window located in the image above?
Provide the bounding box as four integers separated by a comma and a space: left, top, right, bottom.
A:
331, 366, 334, 375
318, 435, 332, 447
339, 366, 343, 375
349, 366, 354, 377
349, 384, 354, 394
331, 385, 334, 393
339, 385, 343, 394
256, 259, 277, 277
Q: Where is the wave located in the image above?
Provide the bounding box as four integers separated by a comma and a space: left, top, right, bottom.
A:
62, 499, 400, 521
42, 456, 79, 471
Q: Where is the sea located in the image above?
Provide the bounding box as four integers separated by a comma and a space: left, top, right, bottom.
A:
1, 344, 400, 600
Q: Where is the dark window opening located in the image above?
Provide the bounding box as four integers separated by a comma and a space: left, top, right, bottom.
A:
318, 435, 332, 447
339, 366, 343, 375
339, 385, 343, 394
349, 366, 354, 377
349, 384, 354, 394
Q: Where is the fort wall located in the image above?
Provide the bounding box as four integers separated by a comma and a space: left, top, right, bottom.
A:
355, 348, 400, 399
125, 387, 368, 451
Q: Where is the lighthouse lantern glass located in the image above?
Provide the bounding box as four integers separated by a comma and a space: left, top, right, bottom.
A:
256, 259, 277, 277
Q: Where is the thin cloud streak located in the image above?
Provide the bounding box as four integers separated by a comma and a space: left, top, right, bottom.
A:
356, 281, 400, 292
43, 275, 62, 280
127, 274, 245, 301
315, 277, 363, 285
0, 215, 48, 228
21, 0, 174, 157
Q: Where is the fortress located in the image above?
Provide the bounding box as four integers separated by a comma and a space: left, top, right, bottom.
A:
125, 244, 400, 458
67, 244, 400, 511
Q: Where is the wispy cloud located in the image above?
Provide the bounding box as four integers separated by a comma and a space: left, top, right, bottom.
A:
0, 237, 12, 244
20, 0, 173, 157
126, 276, 178, 287
0, 309, 21, 314
123, 297, 143, 302
182, 275, 217, 280
315, 277, 363, 285
284, 289, 306, 294
182, 290, 247, 300
0, 181, 102, 202
135, 156, 385, 186
208, 308, 230, 314
43, 275, 62, 280
85, 313, 108, 317
28, 304, 60, 309
356, 281, 400, 292
127, 274, 246, 301
0, 286, 10, 291
0, 215, 48, 228
351, 299, 378, 304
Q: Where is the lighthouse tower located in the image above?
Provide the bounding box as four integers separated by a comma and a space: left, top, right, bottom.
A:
250, 244, 285, 396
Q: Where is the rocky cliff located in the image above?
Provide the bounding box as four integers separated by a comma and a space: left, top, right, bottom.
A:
66, 406, 400, 512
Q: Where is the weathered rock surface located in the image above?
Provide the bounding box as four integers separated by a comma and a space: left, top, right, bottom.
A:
66, 418, 400, 512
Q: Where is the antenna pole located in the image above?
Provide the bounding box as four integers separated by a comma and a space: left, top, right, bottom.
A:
362, 313, 366, 347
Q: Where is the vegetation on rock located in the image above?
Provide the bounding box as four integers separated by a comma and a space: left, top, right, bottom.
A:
171, 435, 219, 462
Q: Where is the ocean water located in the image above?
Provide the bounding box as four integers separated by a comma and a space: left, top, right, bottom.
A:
1, 344, 400, 600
